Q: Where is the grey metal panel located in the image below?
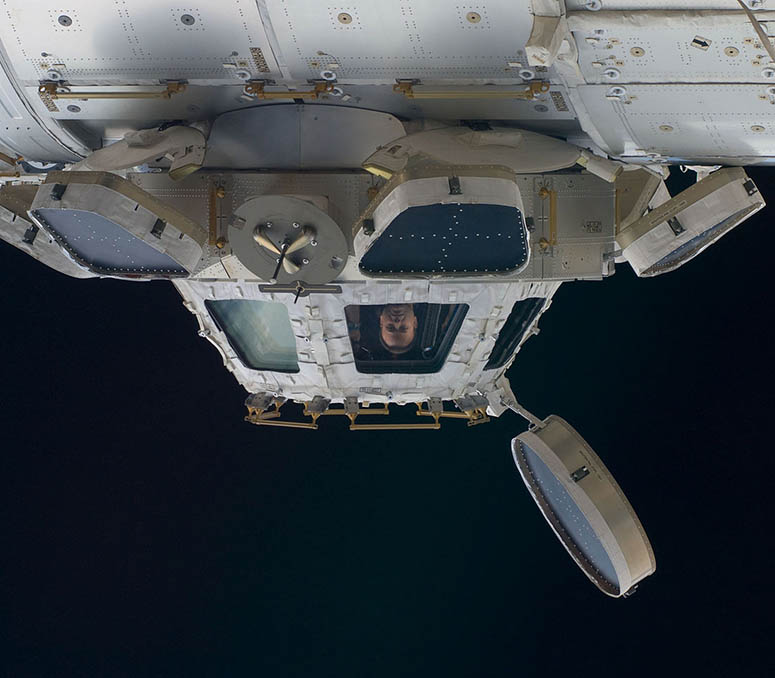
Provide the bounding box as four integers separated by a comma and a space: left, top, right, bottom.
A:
0, 47, 89, 160
572, 11, 775, 84
263, 0, 541, 82
514, 173, 616, 281
131, 169, 616, 282
204, 104, 405, 169
576, 84, 775, 162
131, 171, 374, 272
0, 0, 280, 84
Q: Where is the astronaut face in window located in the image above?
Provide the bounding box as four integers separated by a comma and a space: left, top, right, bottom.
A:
378, 303, 418, 355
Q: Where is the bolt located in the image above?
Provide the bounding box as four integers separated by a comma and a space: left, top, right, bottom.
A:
265, 221, 272, 228
292, 222, 300, 229
302, 258, 310, 265
310, 239, 318, 246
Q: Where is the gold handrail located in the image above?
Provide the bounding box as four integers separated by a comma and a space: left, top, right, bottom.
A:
350, 422, 441, 431
38, 81, 186, 100
393, 80, 549, 100
537, 185, 558, 250
245, 398, 491, 430
0, 151, 20, 167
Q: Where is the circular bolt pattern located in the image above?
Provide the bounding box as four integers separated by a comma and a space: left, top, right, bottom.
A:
725, 46, 739, 57
337, 12, 352, 24
751, 125, 766, 132
58, 15, 72, 26
466, 12, 481, 23
630, 47, 645, 57
66, 104, 81, 113
659, 124, 674, 132
180, 14, 195, 26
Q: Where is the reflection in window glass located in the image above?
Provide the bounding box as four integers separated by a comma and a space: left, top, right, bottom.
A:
345, 303, 468, 374
484, 297, 546, 370
205, 300, 299, 372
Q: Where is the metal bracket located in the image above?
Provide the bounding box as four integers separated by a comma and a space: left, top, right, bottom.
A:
243, 80, 334, 100
150, 219, 166, 239
571, 465, 590, 482
667, 216, 685, 236
448, 176, 462, 195
50, 183, 67, 201
22, 224, 39, 245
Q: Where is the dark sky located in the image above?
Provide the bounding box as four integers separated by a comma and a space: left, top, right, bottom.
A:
2, 168, 773, 677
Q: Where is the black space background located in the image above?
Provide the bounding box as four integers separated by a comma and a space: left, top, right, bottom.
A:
2, 168, 773, 677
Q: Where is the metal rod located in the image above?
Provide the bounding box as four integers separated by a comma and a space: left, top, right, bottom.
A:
0, 151, 18, 166
245, 418, 318, 430
349, 423, 441, 431
270, 242, 289, 283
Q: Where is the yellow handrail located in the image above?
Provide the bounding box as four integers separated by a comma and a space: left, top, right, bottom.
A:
39, 81, 186, 100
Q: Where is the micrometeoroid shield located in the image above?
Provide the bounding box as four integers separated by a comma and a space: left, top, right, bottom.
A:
512, 415, 655, 597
